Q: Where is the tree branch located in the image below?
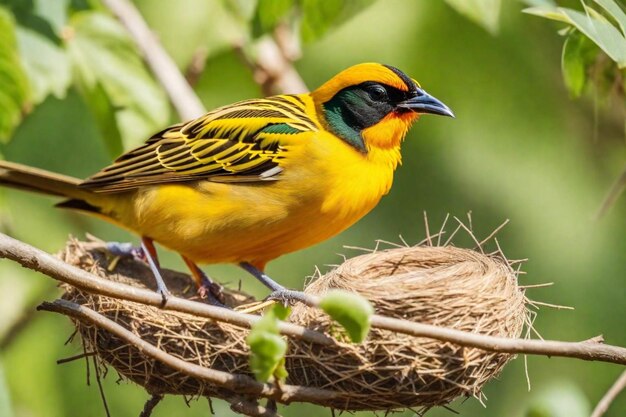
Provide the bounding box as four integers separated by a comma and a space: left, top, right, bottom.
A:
101, 0, 206, 120
38, 298, 340, 406
233, 26, 308, 96
0, 233, 333, 346
139, 394, 163, 417
2, 232, 626, 366
590, 369, 626, 417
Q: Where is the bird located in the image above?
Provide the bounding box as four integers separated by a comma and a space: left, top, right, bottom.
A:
0, 62, 453, 306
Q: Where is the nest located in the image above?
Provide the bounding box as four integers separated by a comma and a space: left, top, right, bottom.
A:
58, 237, 528, 413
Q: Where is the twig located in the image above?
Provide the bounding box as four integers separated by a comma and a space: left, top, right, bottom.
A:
93, 353, 111, 417
590, 369, 626, 417
139, 394, 163, 417
101, 0, 206, 120
234, 25, 307, 96
185, 47, 208, 87
595, 163, 626, 219
57, 351, 96, 365
0, 233, 333, 347
2, 232, 626, 366
38, 299, 341, 406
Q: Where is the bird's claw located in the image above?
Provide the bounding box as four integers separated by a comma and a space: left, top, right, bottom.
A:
265, 289, 308, 306
105, 242, 146, 263
157, 288, 171, 307
197, 281, 227, 307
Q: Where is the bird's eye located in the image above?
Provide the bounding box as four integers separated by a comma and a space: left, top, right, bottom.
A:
367, 85, 388, 102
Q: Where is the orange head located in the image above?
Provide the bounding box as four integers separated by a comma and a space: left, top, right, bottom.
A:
311, 63, 453, 152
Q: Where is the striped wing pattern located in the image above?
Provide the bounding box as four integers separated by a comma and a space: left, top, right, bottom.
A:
80, 95, 317, 193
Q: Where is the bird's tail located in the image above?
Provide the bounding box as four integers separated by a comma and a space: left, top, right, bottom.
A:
0, 161, 100, 213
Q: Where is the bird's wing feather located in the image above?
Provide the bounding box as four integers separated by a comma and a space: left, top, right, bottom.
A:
80, 95, 317, 193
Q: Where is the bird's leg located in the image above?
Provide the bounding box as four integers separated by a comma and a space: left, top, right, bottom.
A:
106, 239, 169, 305
239, 262, 309, 305
140, 237, 171, 306
181, 256, 226, 307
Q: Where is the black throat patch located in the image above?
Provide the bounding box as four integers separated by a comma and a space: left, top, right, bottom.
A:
322, 85, 395, 153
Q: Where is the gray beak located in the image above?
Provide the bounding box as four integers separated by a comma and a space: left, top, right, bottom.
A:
397, 88, 455, 118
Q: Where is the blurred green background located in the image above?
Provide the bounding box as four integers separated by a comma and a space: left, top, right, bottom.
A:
1, 1, 625, 416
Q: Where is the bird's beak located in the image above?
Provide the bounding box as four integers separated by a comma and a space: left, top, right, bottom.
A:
397, 88, 455, 118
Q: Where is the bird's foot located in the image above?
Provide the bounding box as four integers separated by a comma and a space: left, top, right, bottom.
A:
105, 241, 146, 263
157, 287, 171, 307
197, 278, 227, 307
265, 289, 309, 306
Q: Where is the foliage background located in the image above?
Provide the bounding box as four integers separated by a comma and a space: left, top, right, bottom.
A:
0, 1, 625, 417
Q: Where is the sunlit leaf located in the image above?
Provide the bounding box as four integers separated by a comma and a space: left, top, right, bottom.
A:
16, 28, 70, 104
300, 0, 377, 42
525, 4, 626, 68
0, 7, 30, 143
593, 0, 626, 35
561, 8, 626, 67
0, 0, 59, 43
523, 6, 575, 24
246, 304, 290, 382
31, 0, 69, 34
319, 290, 373, 343
251, 0, 293, 38
444, 0, 501, 34
521, 0, 556, 6
66, 11, 170, 153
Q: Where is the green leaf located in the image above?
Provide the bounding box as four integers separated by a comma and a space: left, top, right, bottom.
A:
299, 0, 377, 43
16, 27, 71, 104
67, 11, 170, 154
593, 0, 626, 36
560, 8, 626, 67
75, 78, 124, 157
562, 31, 587, 97
246, 304, 290, 382
319, 290, 373, 343
251, 0, 293, 38
0, 7, 30, 143
0, 0, 60, 43
521, 0, 556, 7
444, 0, 501, 35
523, 6, 575, 25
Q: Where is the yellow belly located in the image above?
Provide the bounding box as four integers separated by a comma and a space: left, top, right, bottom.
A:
92, 132, 399, 269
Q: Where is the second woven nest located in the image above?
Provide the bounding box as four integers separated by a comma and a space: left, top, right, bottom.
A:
60, 239, 529, 412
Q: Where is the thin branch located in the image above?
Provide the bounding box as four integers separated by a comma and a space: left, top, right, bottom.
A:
595, 163, 626, 219
2, 232, 626, 366
38, 299, 341, 406
139, 394, 163, 417
590, 369, 626, 417
101, 0, 206, 120
93, 353, 111, 417
0, 233, 333, 347
185, 47, 208, 87
57, 351, 96, 365
234, 26, 308, 96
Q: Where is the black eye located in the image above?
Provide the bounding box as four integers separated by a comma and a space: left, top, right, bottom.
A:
367, 85, 388, 102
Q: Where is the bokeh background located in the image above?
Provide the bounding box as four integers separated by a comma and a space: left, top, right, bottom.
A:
1, 1, 625, 417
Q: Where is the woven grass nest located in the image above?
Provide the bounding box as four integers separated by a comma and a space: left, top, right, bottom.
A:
59, 236, 529, 413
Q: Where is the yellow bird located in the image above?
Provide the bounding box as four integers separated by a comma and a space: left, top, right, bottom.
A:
0, 63, 453, 305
